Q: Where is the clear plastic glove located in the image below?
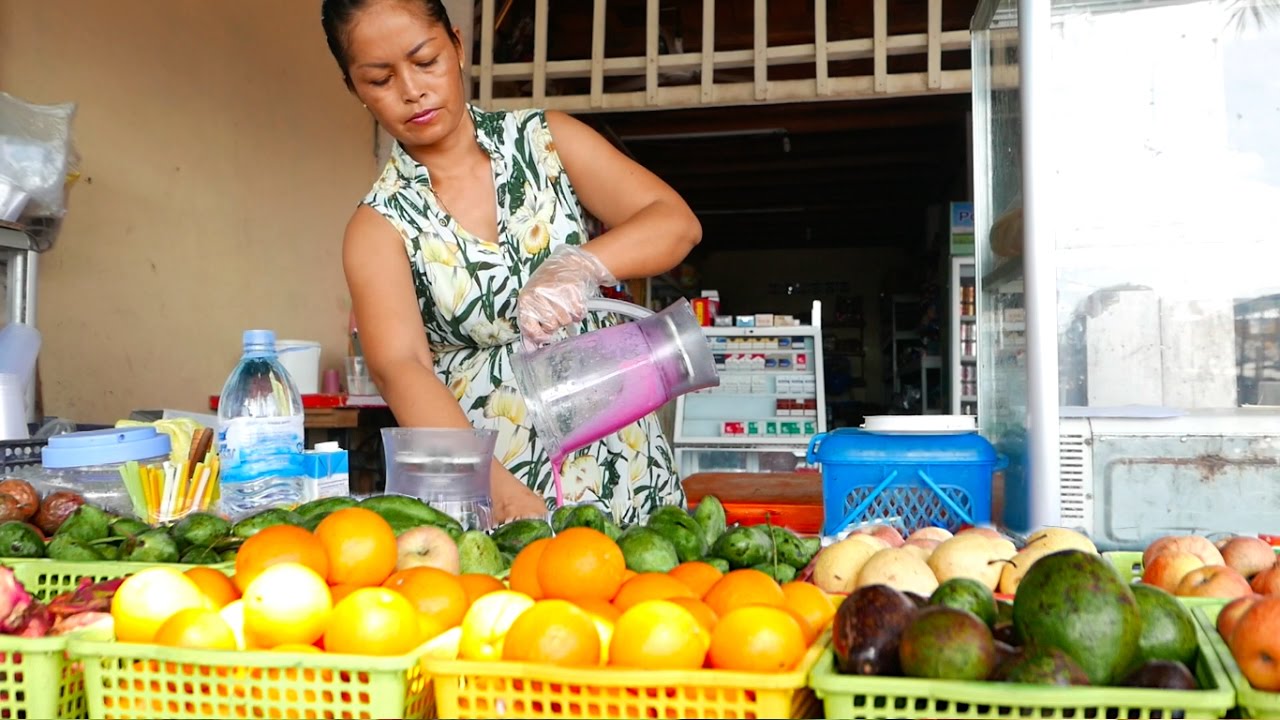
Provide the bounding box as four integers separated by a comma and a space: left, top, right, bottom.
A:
517, 244, 617, 345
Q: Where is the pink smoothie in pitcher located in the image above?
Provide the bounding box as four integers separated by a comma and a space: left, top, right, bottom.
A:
549, 355, 671, 506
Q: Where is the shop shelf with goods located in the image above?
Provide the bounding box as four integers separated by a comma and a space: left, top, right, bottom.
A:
823, 294, 869, 427
950, 255, 979, 416
972, 0, 1280, 548
672, 301, 827, 477
884, 294, 945, 415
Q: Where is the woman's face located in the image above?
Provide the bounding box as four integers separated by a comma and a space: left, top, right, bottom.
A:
344, 1, 466, 150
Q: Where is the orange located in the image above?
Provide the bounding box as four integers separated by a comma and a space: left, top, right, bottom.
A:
703, 569, 786, 618
234, 525, 329, 593
153, 608, 238, 650
575, 598, 622, 622
242, 563, 333, 648
536, 528, 626, 602
329, 583, 361, 604
185, 567, 240, 609
502, 599, 601, 667
608, 600, 708, 670
612, 573, 696, 612
314, 507, 398, 587
383, 567, 468, 629
668, 561, 724, 598
324, 587, 423, 656
708, 606, 807, 672
621, 569, 638, 583
508, 538, 552, 599
781, 581, 835, 644
668, 597, 719, 633
111, 567, 213, 643
459, 574, 505, 605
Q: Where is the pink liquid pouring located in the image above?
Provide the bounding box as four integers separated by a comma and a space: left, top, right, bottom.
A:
548, 356, 670, 507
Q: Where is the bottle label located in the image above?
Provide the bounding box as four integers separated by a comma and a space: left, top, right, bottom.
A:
218, 415, 305, 483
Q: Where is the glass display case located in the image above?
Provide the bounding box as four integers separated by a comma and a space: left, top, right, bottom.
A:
972, 0, 1280, 542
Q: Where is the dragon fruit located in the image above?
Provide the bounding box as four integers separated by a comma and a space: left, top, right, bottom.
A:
52, 611, 113, 640
47, 577, 123, 620
0, 567, 33, 634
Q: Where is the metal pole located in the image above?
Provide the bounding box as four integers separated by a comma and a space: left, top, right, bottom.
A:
1018, 0, 1060, 529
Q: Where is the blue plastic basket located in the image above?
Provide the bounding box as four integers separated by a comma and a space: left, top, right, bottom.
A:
807, 428, 998, 535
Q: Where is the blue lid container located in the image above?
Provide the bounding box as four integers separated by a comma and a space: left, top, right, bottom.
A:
42, 427, 172, 469
807, 428, 998, 535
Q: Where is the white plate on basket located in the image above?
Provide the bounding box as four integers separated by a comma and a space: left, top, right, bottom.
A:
861, 415, 978, 435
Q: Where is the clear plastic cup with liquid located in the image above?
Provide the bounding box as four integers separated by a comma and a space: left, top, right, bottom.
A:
380, 427, 498, 531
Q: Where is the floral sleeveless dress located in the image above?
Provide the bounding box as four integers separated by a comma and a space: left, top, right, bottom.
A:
361, 105, 683, 524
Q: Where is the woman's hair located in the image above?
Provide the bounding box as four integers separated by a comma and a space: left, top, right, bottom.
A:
321, 0, 457, 82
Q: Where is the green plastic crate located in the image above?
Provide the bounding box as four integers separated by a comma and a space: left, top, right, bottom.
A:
1104, 551, 1239, 609
0, 635, 84, 718
809, 616, 1234, 719
1, 559, 234, 602
1196, 605, 1280, 719
70, 638, 435, 720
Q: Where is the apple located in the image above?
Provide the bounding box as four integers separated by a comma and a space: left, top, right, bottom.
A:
812, 536, 880, 594
1218, 594, 1265, 643
855, 547, 939, 596
1222, 536, 1277, 579
1176, 565, 1253, 600
853, 524, 906, 548
1230, 597, 1280, 692
1251, 566, 1280, 596
928, 533, 1018, 590
1142, 551, 1205, 594
906, 527, 953, 544
395, 525, 461, 574
1144, 535, 1224, 568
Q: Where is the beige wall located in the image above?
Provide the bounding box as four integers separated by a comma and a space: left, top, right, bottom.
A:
0, 1, 375, 423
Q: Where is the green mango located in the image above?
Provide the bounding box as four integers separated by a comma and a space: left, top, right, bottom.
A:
617, 527, 679, 573
458, 531, 505, 576
171, 512, 232, 548
181, 546, 222, 565
0, 521, 45, 558
647, 514, 709, 563
122, 529, 181, 563
765, 525, 810, 569
490, 518, 553, 555
692, 496, 727, 548
109, 517, 150, 538
54, 505, 112, 543
46, 535, 104, 562
750, 561, 797, 584
710, 525, 772, 569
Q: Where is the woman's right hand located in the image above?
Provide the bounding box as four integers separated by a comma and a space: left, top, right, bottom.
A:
491, 463, 550, 523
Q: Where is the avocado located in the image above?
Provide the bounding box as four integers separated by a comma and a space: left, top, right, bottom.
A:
995, 646, 1092, 685
1132, 584, 1198, 667
710, 525, 772, 569
617, 527, 680, 573
557, 504, 609, 534
457, 531, 505, 576
109, 517, 149, 538
490, 518, 553, 555
751, 561, 797, 584
832, 584, 918, 676
647, 511, 709, 563
359, 494, 465, 537
171, 512, 232, 548
704, 557, 730, 573
122, 529, 181, 563
0, 521, 45, 558
1120, 660, 1198, 690
54, 505, 111, 543
899, 606, 997, 681
930, 578, 998, 628
1012, 549, 1142, 686
691, 495, 727, 548
181, 546, 222, 565
295, 496, 358, 519
231, 508, 304, 539
46, 535, 104, 562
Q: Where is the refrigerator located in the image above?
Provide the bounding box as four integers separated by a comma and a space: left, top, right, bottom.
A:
672, 301, 828, 476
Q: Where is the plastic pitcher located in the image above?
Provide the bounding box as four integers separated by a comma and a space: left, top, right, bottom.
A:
381, 427, 498, 531
511, 297, 719, 504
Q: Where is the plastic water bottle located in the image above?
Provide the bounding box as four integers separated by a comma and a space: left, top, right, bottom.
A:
217, 329, 306, 518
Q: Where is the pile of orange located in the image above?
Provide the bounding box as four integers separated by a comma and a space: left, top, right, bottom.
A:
111, 508, 506, 657
478, 526, 837, 672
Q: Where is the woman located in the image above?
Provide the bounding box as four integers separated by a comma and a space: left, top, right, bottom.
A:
322, 0, 702, 523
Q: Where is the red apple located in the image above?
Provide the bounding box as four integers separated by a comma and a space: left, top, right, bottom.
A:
1142, 551, 1205, 594
1176, 565, 1253, 600
1144, 535, 1224, 568
1231, 597, 1280, 692
1222, 536, 1276, 579
395, 525, 461, 573
1219, 594, 1265, 643
1251, 566, 1280, 596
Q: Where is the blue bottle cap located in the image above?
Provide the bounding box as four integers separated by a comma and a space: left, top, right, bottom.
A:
243, 329, 276, 349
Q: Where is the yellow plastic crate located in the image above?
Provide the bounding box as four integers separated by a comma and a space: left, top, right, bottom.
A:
69, 638, 435, 720
426, 632, 828, 719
